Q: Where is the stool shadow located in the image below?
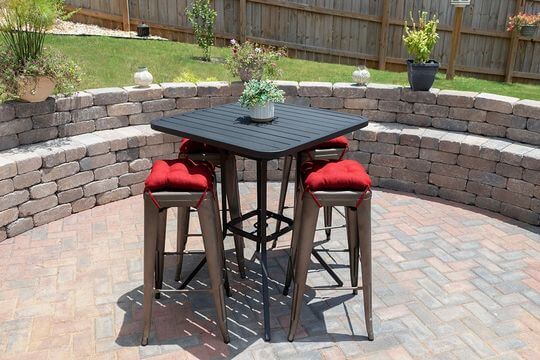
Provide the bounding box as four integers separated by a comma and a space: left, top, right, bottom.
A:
115, 247, 372, 358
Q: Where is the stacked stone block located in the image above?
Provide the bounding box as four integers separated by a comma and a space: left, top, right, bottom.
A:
1, 81, 540, 241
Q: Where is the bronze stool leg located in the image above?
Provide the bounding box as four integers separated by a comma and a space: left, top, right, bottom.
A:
288, 195, 320, 342
174, 206, 190, 281
345, 207, 360, 295
323, 206, 333, 239
225, 154, 246, 278
357, 197, 373, 341
275, 155, 293, 235
198, 194, 230, 343
154, 208, 168, 299
142, 194, 159, 346
283, 186, 305, 296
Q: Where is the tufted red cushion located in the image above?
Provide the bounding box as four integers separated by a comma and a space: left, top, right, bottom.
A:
311, 136, 349, 150
302, 160, 371, 192
179, 138, 219, 154
145, 159, 213, 192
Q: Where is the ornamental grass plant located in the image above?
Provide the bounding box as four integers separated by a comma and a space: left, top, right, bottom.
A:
0, 0, 80, 100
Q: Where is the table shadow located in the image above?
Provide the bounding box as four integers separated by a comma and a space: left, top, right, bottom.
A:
115, 247, 373, 358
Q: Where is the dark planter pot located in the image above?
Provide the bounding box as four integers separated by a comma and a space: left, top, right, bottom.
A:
407, 59, 439, 91
520, 25, 537, 38
137, 23, 150, 37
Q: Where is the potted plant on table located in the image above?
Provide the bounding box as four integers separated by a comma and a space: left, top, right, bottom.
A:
239, 79, 285, 122
403, 11, 439, 91
0, 0, 80, 102
225, 40, 285, 82
507, 12, 540, 38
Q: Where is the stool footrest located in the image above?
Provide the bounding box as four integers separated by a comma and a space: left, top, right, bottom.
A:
310, 286, 363, 291
227, 209, 294, 243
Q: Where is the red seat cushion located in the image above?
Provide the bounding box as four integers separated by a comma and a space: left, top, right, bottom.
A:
145, 159, 213, 192
310, 136, 349, 150
179, 138, 219, 154
302, 160, 371, 192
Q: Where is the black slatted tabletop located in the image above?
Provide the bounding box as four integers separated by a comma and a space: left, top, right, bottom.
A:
151, 103, 368, 159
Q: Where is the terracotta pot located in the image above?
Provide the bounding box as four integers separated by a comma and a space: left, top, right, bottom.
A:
17, 76, 56, 102
238, 68, 254, 82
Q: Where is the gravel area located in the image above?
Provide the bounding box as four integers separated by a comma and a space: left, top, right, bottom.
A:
48, 19, 167, 40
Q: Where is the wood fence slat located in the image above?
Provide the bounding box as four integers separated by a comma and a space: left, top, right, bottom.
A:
378, 0, 390, 69
63, 0, 540, 83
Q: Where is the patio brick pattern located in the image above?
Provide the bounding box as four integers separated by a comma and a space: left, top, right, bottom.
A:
0, 183, 539, 359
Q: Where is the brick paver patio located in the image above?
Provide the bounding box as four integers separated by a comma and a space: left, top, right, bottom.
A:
0, 183, 539, 359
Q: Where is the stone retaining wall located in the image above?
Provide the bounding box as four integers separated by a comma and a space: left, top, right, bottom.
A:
1, 82, 540, 152
1, 82, 539, 241
0, 122, 538, 242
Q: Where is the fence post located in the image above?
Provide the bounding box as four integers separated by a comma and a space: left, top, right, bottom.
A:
239, 0, 247, 42
446, 6, 464, 80
378, 0, 390, 70
505, 0, 525, 83
120, 0, 130, 32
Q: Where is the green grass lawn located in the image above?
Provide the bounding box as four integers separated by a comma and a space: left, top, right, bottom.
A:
46, 34, 540, 100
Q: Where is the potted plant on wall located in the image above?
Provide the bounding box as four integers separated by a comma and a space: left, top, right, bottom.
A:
239, 79, 284, 122
0, 0, 80, 102
507, 12, 540, 38
225, 39, 285, 82
403, 11, 440, 91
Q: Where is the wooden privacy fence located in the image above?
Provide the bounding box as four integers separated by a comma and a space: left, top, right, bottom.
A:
65, 0, 540, 83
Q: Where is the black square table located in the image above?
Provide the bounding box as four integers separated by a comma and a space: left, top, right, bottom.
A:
151, 102, 368, 341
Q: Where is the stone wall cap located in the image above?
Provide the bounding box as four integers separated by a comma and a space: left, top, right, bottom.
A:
514, 99, 540, 119
272, 80, 299, 86
367, 83, 402, 89
160, 82, 197, 88
196, 81, 229, 87
438, 89, 478, 97
86, 87, 127, 95
476, 92, 519, 103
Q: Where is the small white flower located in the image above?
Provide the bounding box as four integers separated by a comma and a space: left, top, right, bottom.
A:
255, 47, 262, 53
230, 39, 237, 45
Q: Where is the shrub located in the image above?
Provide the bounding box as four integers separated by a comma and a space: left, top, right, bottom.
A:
186, 0, 217, 62
225, 39, 285, 82
403, 11, 439, 64
239, 80, 285, 108
507, 13, 540, 32
0, 46, 81, 100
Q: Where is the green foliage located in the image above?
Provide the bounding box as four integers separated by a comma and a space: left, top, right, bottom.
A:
0, 0, 65, 64
173, 70, 217, 82
0, 46, 81, 100
239, 80, 285, 108
403, 11, 439, 64
0, 0, 80, 100
186, 0, 217, 62
225, 40, 285, 81
38, 35, 540, 102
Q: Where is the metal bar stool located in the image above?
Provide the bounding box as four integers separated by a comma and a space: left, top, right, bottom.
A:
141, 159, 230, 345
176, 139, 246, 281
283, 159, 373, 342
274, 136, 350, 246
